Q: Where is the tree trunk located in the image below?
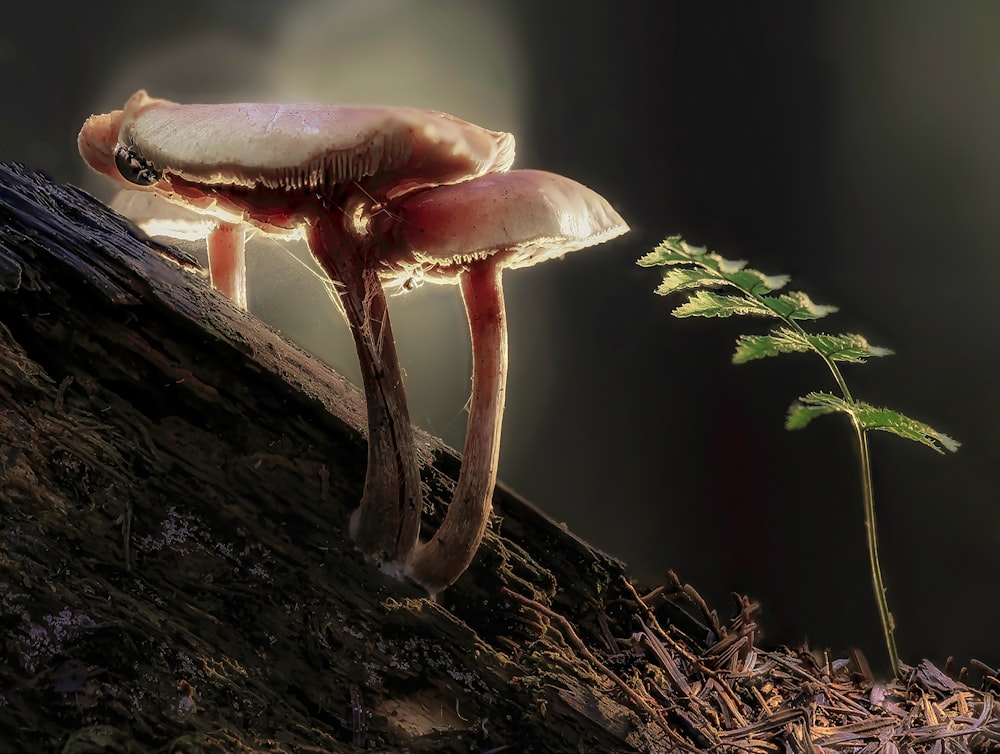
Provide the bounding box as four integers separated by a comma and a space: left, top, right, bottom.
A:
1, 163, 996, 754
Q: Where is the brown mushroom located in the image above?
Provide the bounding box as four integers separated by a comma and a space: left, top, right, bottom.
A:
78, 90, 514, 567
374, 169, 629, 592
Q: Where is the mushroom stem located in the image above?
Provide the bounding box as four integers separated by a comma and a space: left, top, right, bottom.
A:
406, 257, 507, 592
304, 213, 422, 566
206, 222, 247, 310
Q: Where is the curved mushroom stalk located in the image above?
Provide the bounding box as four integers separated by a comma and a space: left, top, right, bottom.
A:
386, 170, 630, 592
405, 258, 507, 591
305, 213, 423, 564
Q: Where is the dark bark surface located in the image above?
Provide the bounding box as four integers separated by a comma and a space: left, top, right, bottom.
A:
0, 164, 679, 753
2, 164, 998, 754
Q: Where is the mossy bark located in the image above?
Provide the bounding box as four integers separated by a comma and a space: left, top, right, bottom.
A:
0, 164, 672, 753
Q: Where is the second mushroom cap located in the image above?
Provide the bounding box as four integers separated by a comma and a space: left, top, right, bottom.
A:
380, 169, 628, 280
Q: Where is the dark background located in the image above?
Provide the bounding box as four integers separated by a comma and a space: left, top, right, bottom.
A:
2, 1, 995, 676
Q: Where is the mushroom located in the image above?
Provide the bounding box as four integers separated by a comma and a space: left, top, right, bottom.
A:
78, 90, 514, 567
374, 169, 629, 592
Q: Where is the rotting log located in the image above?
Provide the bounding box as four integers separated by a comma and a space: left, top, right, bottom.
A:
1, 163, 999, 754
0, 163, 675, 753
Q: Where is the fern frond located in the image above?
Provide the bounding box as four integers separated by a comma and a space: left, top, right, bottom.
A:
655, 268, 725, 295
734, 328, 893, 364
760, 291, 838, 320
786, 392, 960, 454
808, 332, 894, 362
642, 237, 790, 295
853, 403, 960, 453
727, 269, 791, 296
637, 235, 708, 266
672, 290, 772, 319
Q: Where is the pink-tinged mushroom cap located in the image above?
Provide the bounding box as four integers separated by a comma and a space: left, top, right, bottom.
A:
380, 169, 629, 283
79, 90, 515, 206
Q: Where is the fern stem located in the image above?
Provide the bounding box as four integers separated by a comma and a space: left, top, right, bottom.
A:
783, 323, 900, 677
811, 344, 900, 676
852, 418, 901, 677
723, 271, 901, 677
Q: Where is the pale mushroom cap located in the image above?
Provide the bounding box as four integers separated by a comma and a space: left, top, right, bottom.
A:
382, 169, 629, 280
78, 110, 125, 179
79, 90, 515, 200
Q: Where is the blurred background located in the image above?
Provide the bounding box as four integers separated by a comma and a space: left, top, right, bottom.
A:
1, 0, 996, 676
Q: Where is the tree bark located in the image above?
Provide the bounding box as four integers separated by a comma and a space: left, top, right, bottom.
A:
0, 163, 678, 753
